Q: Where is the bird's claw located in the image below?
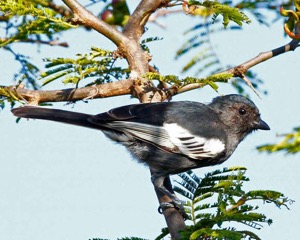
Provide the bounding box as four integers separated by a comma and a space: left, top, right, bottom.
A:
158, 202, 175, 213
158, 201, 189, 220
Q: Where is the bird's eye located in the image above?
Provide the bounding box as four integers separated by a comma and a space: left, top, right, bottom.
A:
239, 108, 247, 115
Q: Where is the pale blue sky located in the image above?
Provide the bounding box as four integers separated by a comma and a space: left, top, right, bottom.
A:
1, 2, 300, 239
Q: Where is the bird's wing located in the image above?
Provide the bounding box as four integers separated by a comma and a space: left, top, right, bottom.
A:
163, 123, 225, 159
101, 121, 225, 160
91, 102, 173, 123
103, 121, 175, 149
90, 101, 226, 159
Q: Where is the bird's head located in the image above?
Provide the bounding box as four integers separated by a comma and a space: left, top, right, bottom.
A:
209, 94, 270, 139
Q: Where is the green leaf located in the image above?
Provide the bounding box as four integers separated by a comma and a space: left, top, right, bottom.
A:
40, 48, 128, 86
257, 127, 300, 154
0, 0, 75, 47
170, 167, 293, 240
188, 1, 251, 27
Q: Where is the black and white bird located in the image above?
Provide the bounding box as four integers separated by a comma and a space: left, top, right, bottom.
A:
12, 94, 270, 218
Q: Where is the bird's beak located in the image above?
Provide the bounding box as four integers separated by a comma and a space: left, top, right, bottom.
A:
255, 119, 270, 130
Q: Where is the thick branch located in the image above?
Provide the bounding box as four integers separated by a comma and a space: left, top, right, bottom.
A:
123, 0, 170, 40
61, 0, 161, 103
118, 40, 150, 74
1, 80, 133, 105
120, 0, 174, 74
122, 2, 188, 236
156, 177, 186, 239
62, 0, 127, 46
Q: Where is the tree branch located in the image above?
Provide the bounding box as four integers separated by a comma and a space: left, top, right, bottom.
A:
123, 0, 171, 40
59, 2, 187, 237
170, 26, 300, 96
60, 0, 157, 102
62, 0, 127, 46
0, 38, 69, 47
0, 80, 133, 105
3, 28, 299, 103
5, 1, 299, 239
47, 1, 73, 17
148, 9, 183, 29
224, 40, 300, 77
5, 27, 299, 104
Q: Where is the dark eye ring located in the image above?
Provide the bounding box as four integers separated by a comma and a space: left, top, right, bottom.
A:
239, 108, 247, 115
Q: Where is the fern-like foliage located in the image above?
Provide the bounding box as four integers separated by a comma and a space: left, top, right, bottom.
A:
188, 1, 251, 27
0, 0, 74, 89
146, 72, 233, 92
257, 127, 300, 154
156, 167, 292, 240
176, 17, 265, 95
0, 0, 75, 47
40, 47, 129, 86
176, 19, 227, 73
140, 37, 163, 53
3, 46, 41, 89
0, 97, 4, 110
235, 0, 296, 25
176, 0, 292, 96
0, 85, 19, 110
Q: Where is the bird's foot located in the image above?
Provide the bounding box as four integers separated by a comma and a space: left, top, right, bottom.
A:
158, 200, 189, 220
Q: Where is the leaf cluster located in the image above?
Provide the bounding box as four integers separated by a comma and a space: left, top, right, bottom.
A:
0, 0, 74, 89
146, 72, 233, 92
41, 47, 129, 86
82, 167, 292, 240
176, 0, 298, 96
0, 0, 75, 47
157, 167, 292, 240
176, 17, 265, 95
235, 0, 295, 25
188, 1, 251, 27
257, 127, 300, 154
5, 47, 41, 90
0, 86, 19, 110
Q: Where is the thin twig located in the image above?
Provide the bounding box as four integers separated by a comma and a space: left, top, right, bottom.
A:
0, 38, 69, 47
171, 31, 300, 96
148, 9, 183, 29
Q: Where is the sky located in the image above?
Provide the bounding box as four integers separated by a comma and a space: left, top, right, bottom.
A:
1, 1, 300, 240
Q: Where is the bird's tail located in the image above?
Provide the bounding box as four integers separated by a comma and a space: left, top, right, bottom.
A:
11, 106, 100, 130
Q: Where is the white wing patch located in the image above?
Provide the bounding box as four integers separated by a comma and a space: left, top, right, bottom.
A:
103, 121, 176, 149
102, 121, 225, 160
163, 123, 225, 159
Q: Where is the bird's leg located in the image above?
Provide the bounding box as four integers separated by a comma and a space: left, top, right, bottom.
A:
151, 173, 188, 220
163, 175, 175, 194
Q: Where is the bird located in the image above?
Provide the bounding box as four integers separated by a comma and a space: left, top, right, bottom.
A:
11, 94, 270, 218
